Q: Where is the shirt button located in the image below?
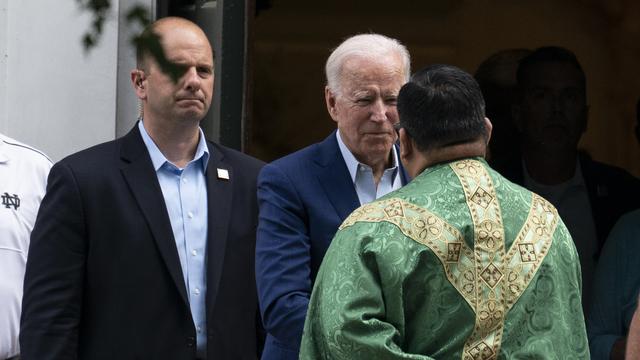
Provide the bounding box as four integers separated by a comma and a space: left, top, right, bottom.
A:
194, 287, 200, 295
197, 326, 202, 333
191, 249, 198, 256
188, 211, 194, 219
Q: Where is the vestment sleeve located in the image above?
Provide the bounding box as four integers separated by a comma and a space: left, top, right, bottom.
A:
20, 162, 87, 360
299, 223, 434, 360
587, 213, 640, 360
255, 163, 312, 352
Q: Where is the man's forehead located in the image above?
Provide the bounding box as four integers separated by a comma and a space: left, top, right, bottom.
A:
523, 63, 584, 89
349, 87, 399, 97
525, 62, 582, 81
343, 54, 404, 73
165, 47, 214, 63
160, 36, 212, 64
340, 57, 405, 87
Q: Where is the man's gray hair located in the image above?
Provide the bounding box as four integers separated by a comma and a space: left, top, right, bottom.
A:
325, 33, 411, 96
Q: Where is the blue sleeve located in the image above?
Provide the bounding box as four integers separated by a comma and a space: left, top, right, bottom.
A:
255, 163, 312, 355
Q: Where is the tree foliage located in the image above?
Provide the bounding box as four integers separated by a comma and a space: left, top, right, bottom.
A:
76, 0, 151, 51
76, 0, 184, 81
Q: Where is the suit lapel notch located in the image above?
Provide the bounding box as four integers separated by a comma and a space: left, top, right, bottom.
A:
315, 132, 360, 220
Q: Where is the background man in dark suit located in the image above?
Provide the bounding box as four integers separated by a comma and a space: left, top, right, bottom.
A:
255, 33, 411, 360
496, 46, 640, 317
20, 17, 264, 360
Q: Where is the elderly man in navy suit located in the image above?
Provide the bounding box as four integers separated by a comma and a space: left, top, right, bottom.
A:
21, 17, 264, 360
256, 34, 411, 359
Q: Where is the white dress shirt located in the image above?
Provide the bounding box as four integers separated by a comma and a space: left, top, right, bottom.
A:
336, 130, 402, 205
0, 133, 51, 359
139, 121, 210, 358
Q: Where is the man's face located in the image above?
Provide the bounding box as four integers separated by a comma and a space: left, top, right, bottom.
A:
139, 25, 214, 125
326, 54, 406, 166
515, 61, 588, 153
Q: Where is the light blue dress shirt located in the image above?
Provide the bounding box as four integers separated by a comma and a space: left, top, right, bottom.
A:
139, 121, 209, 358
336, 130, 402, 205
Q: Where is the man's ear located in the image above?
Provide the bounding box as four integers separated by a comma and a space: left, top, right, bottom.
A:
399, 128, 429, 179
131, 69, 147, 100
399, 128, 414, 164
325, 86, 338, 123
484, 117, 493, 145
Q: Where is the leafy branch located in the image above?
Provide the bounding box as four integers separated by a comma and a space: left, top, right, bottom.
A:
76, 0, 183, 80
76, 0, 151, 52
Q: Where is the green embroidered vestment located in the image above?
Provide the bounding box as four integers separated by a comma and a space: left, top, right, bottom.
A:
299, 158, 588, 360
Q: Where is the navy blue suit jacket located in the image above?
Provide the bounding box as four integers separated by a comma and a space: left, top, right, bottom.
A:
255, 131, 409, 359
21, 125, 265, 359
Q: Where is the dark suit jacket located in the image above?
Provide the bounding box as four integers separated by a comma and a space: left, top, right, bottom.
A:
255, 132, 409, 360
20, 125, 265, 360
495, 152, 640, 257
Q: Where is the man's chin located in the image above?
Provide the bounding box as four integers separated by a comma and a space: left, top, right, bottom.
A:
363, 142, 395, 158
176, 110, 207, 123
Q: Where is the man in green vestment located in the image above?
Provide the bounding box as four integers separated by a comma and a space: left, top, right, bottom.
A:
299, 64, 589, 359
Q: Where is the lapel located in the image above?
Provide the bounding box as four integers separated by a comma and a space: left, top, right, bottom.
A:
578, 153, 608, 249
314, 132, 360, 221
579, 153, 605, 201
204, 142, 233, 315
119, 125, 189, 306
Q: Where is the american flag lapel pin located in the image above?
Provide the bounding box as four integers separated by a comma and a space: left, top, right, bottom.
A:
217, 168, 230, 180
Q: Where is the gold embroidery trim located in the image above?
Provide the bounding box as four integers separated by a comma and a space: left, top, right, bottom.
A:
452, 159, 558, 360
452, 160, 506, 360
339, 160, 559, 360
340, 199, 478, 310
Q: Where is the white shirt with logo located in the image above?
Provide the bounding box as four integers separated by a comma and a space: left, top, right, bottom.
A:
0, 133, 51, 358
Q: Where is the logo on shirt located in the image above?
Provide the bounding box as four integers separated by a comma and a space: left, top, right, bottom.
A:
1, 192, 20, 210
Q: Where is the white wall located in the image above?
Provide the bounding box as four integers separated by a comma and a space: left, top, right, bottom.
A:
116, 0, 154, 138
1, 0, 120, 162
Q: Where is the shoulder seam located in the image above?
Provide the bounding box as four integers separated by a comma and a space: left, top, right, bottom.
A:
2, 140, 53, 163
